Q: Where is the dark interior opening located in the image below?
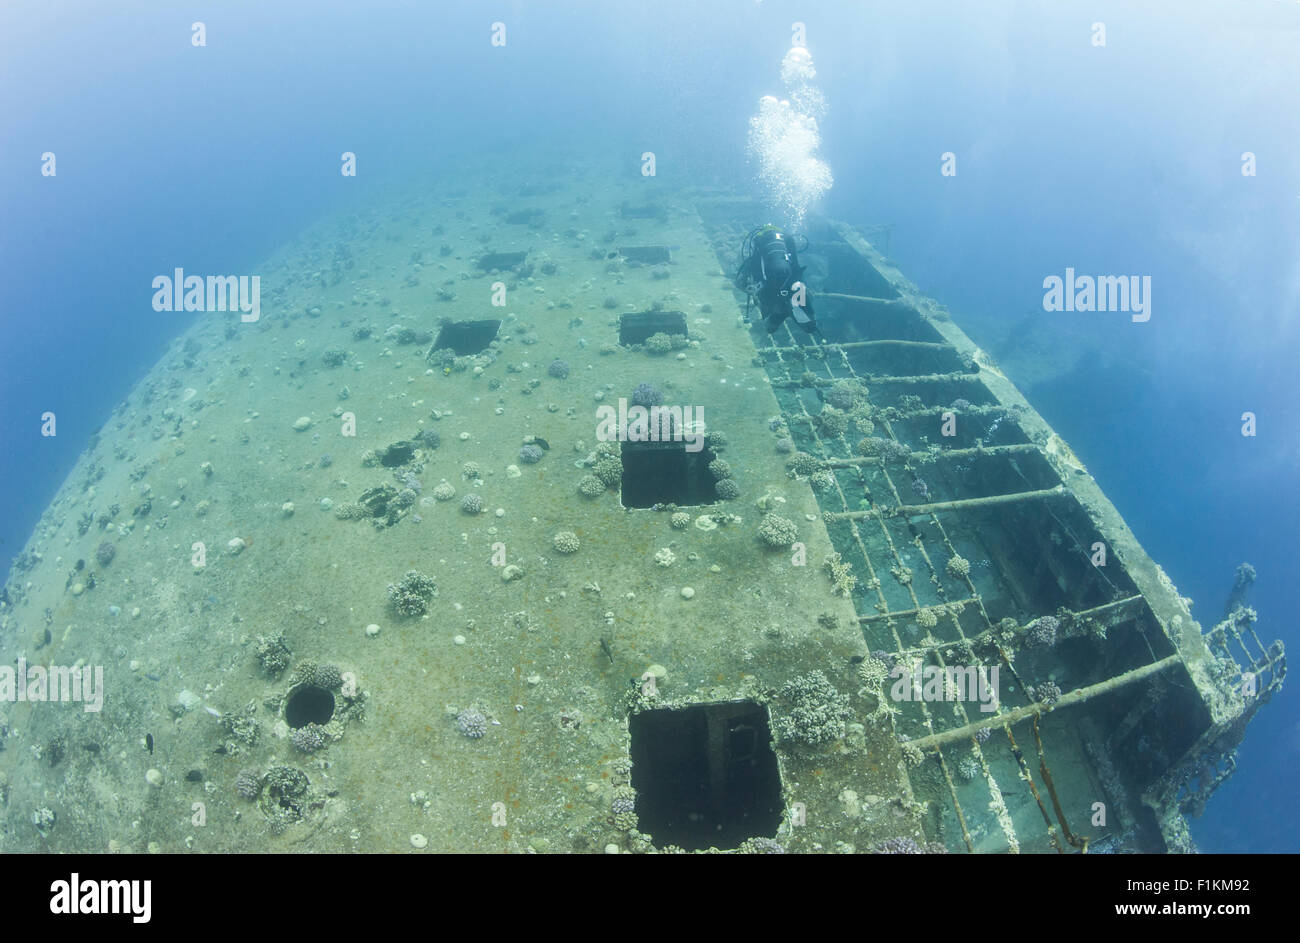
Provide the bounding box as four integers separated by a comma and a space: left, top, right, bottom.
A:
620, 439, 718, 508
284, 685, 335, 729
475, 251, 528, 272
843, 342, 970, 377
505, 208, 545, 226
799, 225, 900, 300
377, 440, 415, 467
620, 202, 666, 220
432, 319, 500, 356
619, 311, 687, 345
816, 299, 939, 345
619, 245, 671, 265
629, 701, 783, 851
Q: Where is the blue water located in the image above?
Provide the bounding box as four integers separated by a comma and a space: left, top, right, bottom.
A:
1, 0, 1295, 851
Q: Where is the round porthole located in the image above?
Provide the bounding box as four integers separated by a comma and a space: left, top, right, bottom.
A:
284, 684, 335, 728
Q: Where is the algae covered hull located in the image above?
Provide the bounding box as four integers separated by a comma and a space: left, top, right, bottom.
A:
0, 171, 1281, 853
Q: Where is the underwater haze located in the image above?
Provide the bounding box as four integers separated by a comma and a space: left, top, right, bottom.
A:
1, 0, 1296, 855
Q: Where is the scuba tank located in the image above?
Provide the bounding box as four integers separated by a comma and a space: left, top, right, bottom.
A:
756, 231, 791, 286
736, 224, 817, 334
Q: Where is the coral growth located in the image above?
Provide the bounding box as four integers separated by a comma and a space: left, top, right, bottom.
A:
757, 513, 798, 549
1026, 615, 1059, 647
456, 708, 488, 739
577, 475, 606, 497
593, 455, 622, 488
294, 662, 343, 689
856, 657, 890, 689
291, 723, 327, 753
739, 837, 787, 854
1032, 680, 1062, 706
957, 756, 981, 782
873, 836, 922, 854
261, 766, 311, 834
825, 379, 870, 412
775, 671, 851, 745
787, 452, 821, 476
610, 786, 638, 831
234, 769, 262, 800
824, 553, 857, 597
858, 437, 911, 462
255, 633, 291, 679
388, 570, 437, 617
815, 405, 849, 438
631, 382, 663, 407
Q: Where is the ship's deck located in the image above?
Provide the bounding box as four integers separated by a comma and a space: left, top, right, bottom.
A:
0, 173, 1281, 853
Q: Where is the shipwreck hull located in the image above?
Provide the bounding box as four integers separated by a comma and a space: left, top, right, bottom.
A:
699, 197, 1285, 852
0, 175, 1280, 853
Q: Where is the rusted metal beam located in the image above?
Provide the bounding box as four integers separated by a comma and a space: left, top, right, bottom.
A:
906, 654, 1181, 752
765, 339, 948, 355
820, 292, 907, 305
824, 443, 1039, 467
825, 486, 1066, 520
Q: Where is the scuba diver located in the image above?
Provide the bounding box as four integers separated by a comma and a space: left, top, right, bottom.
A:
733, 224, 819, 336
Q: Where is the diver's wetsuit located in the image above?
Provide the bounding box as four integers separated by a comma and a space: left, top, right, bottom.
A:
735, 229, 818, 334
